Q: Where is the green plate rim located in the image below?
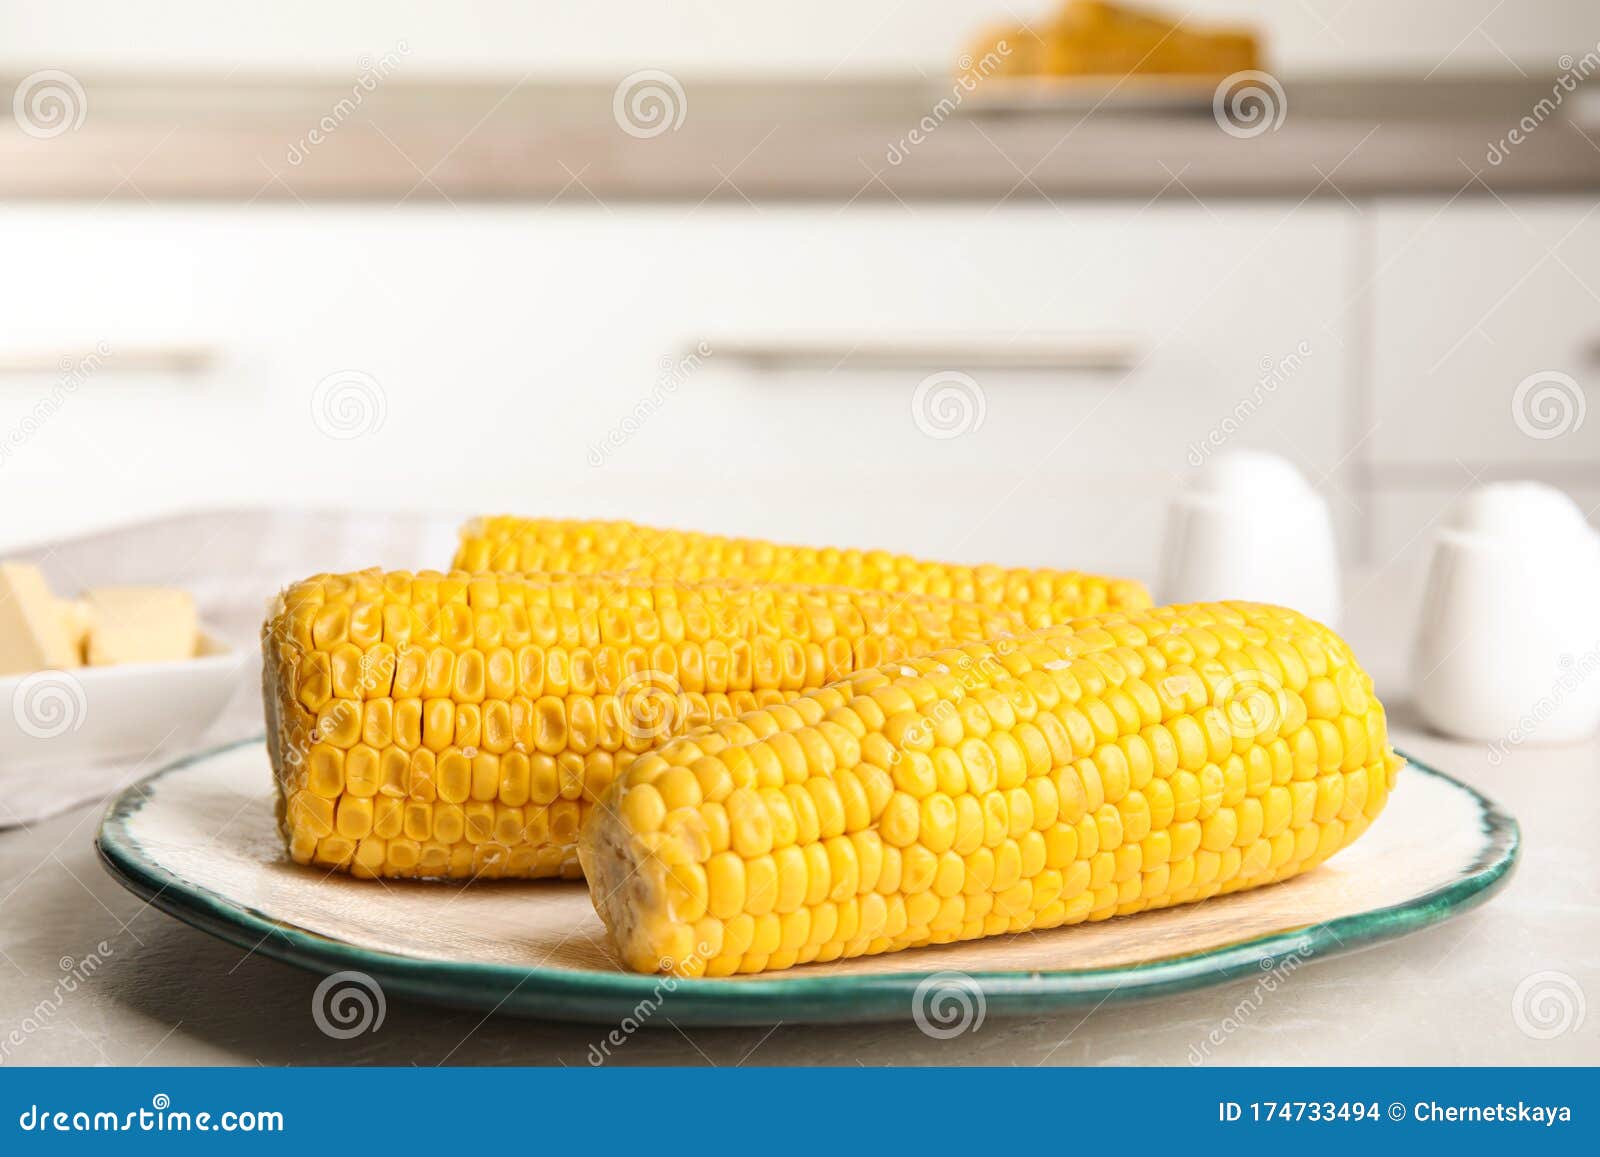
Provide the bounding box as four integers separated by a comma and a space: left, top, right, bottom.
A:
95, 737, 1520, 1026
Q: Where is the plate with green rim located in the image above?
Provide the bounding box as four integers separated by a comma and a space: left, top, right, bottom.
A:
96, 738, 1518, 1026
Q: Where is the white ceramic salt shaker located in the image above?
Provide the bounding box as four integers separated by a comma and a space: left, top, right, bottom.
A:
1158, 450, 1341, 626
1410, 481, 1600, 746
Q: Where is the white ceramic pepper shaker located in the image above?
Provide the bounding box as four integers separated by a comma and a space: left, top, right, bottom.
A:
1410, 481, 1600, 746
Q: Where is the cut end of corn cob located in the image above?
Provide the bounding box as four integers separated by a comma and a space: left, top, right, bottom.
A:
454, 516, 1152, 626
579, 601, 1404, 977
262, 568, 1031, 880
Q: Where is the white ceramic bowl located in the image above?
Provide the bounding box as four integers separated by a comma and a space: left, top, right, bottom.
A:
0, 632, 248, 769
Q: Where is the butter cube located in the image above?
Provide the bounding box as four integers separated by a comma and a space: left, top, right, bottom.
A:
0, 562, 80, 675
84, 587, 198, 666
59, 597, 92, 664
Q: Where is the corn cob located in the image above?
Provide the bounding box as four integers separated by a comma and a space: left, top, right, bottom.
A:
262, 569, 1030, 880
580, 601, 1402, 976
453, 517, 1151, 626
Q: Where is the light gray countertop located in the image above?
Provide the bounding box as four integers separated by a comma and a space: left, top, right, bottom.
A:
0, 510, 1593, 1067
2, 75, 1597, 202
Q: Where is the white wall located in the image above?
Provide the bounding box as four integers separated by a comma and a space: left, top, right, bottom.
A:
0, 1, 1593, 78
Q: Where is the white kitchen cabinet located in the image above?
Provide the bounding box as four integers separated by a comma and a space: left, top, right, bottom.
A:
1370, 197, 1600, 470
0, 204, 1355, 577
1, 0, 1587, 77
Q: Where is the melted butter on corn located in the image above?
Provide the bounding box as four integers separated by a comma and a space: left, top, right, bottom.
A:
262, 569, 1031, 880
454, 517, 1151, 627
578, 601, 1404, 976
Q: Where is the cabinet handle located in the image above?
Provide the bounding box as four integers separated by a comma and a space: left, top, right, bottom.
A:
0, 345, 215, 377
705, 333, 1139, 373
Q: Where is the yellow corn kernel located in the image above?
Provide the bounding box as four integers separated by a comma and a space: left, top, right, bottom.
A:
579, 601, 1402, 975
265, 569, 1037, 880
453, 516, 1151, 626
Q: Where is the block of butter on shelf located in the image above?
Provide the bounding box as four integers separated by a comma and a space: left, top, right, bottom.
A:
84, 587, 199, 666
966, 0, 1260, 80
0, 562, 81, 675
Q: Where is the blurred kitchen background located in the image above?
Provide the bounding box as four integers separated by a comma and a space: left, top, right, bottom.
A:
2, 0, 1598, 597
